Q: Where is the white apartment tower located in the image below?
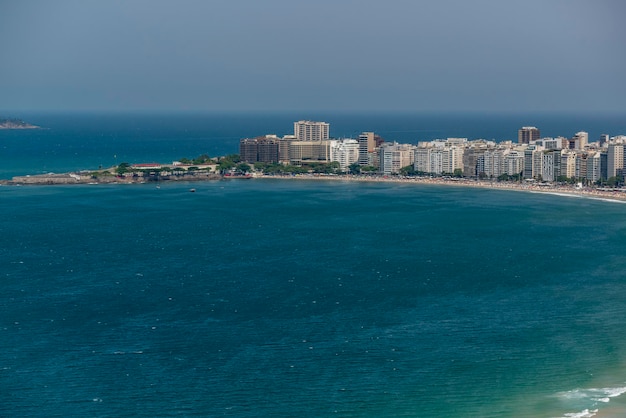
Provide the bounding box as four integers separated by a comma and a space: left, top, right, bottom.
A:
380, 143, 414, 175
294, 120, 330, 141
504, 150, 525, 176
330, 139, 360, 171
542, 150, 561, 182
587, 152, 602, 182
414, 147, 431, 174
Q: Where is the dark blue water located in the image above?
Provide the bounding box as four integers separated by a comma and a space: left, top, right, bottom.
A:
2, 114, 626, 417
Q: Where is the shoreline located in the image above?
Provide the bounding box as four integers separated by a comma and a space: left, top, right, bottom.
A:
3, 169, 626, 204
0, 170, 222, 186
255, 173, 626, 203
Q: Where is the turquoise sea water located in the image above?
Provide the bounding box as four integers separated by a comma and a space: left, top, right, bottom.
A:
2, 114, 626, 417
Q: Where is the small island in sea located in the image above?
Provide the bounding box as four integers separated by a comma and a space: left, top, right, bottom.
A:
0, 117, 40, 129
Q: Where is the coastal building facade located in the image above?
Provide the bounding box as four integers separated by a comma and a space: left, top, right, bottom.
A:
607, 143, 624, 179
358, 132, 376, 166
288, 140, 332, 164
414, 139, 465, 175
587, 152, 602, 182
380, 142, 414, 175
518, 126, 540, 144
542, 150, 562, 182
294, 120, 330, 141
240, 135, 280, 163
235, 120, 626, 185
569, 131, 589, 150
330, 139, 360, 171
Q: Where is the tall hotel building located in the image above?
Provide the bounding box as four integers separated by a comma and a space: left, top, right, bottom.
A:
294, 120, 330, 141
518, 127, 540, 144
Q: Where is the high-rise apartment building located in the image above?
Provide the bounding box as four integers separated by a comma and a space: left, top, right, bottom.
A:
607, 143, 624, 178
239, 136, 280, 163
288, 141, 331, 164
504, 150, 525, 176
379, 142, 414, 175
294, 120, 330, 141
358, 132, 376, 165
587, 152, 602, 182
518, 126, 540, 144
561, 151, 577, 178
570, 131, 588, 150
522, 145, 546, 179
542, 150, 561, 182
330, 139, 360, 171
599, 134, 609, 147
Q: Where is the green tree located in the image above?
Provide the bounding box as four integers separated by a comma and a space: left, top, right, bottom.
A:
116, 162, 131, 175
192, 154, 211, 165
400, 165, 416, 176
453, 168, 464, 178
284, 165, 306, 174
236, 163, 251, 173
327, 161, 340, 174
607, 176, 619, 187
223, 154, 241, 164
218, 159, 235, 173
348, 163, 361, 175
263, 163, 283, 174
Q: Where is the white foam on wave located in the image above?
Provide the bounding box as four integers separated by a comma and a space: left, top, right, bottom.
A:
529, 190, 626, 204
555, 385, 626, 417
562, 409, 598, 418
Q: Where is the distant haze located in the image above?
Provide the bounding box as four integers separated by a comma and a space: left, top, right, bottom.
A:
1, 0, 625, 113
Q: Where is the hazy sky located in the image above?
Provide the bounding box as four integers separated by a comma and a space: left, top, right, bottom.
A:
1, 0, 624, 113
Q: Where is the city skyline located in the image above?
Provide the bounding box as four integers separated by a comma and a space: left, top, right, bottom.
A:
232, 118, 626, 185
1, 1, 625, 114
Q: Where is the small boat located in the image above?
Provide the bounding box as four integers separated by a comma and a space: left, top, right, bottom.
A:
189, 188, 196, 192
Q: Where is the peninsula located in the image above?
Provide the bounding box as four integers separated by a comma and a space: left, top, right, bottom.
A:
0, 118, 40, 129
3, 119, 626, 204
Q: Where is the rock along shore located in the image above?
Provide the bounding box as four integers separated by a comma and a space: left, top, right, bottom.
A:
0, 171, 222, 185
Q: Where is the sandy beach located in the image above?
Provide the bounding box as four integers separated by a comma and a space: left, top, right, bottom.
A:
4, 168, 626, 204
257, 173, 626, 204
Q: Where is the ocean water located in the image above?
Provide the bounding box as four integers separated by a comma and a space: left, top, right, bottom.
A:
2, 114, 626, 417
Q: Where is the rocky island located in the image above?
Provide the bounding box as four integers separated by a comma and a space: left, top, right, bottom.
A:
0, 118, 40, 129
